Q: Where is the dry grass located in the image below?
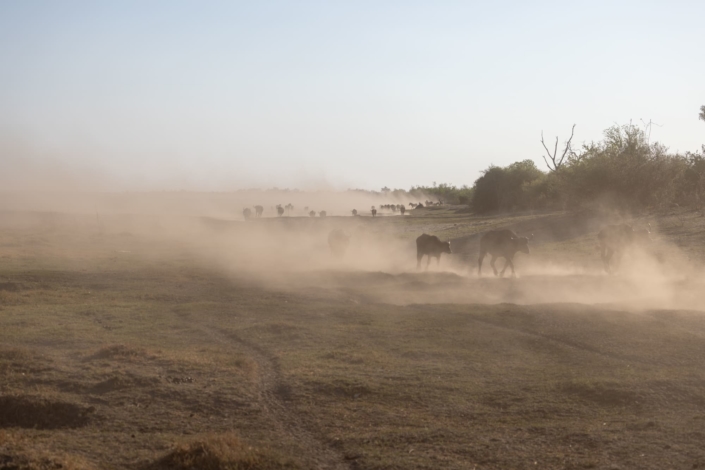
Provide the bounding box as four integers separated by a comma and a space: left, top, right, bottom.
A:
2, 206, 705, 469
150, 433, 299, 470
0, 430, 94, 470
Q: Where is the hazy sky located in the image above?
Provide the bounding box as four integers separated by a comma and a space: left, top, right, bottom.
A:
1, 1, 704, 191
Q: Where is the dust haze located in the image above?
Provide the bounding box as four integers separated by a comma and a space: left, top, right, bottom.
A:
6, 141, 705, 470
3, 186, 704, 313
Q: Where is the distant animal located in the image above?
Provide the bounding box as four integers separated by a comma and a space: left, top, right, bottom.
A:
416, 234, 452, 270
319, 211, 327, 217
254, 205, 264, 217
597, 224, 652, 273
328, 229, 350, 257
400, 205, 406, 215
276, 205, 284, 217
285, 203, 294, 215
371, 208, 377, 217
309, 210, 316, 217
478, 230, 532, 277
242, 208, 252, 220
352, 209, 358, 216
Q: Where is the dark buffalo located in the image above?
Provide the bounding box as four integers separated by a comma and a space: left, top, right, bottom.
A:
328, 229, 350, 257
416, 234, 452, 270
478, 230, 532, 277
242, 208, 252, 220
254, 205, 264, 217
400, 205, 406, 215
371, 208, 377, 217
598, 224, 652, 273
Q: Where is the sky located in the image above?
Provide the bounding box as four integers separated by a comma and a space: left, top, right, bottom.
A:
1, 1, 704, 191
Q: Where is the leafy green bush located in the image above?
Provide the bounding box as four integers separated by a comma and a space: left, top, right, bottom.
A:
471, 160, 548, 213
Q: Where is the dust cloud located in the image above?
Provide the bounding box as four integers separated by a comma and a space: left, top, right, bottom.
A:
2, 188, 704, 313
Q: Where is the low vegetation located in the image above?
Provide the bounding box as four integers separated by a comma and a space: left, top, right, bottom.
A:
373, 115, 705, 216
2, 205, 705, 469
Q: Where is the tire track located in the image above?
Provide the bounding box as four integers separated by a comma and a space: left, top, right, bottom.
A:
197, 324, 352, 470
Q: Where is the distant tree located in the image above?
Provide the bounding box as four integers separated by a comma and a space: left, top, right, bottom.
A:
700, 105, 705, 123
472, 160, 544, 213
560, 123, 683, 211
540, 124, 576, 172
351, 209, 358, 216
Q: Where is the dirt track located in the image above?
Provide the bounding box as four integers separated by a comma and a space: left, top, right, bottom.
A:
199, 324, 352, 470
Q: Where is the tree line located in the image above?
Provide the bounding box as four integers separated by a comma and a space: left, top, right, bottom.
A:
380, 108, 705, 214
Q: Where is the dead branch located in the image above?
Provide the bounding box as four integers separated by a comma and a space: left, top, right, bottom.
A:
540, 124, 576, 172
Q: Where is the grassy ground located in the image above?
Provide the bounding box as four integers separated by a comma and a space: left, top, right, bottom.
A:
2, 206, 705, 469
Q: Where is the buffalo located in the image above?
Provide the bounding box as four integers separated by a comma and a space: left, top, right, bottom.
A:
598, 224, 652, 273
371, 208, 377, 217
328, 229, 350, 257
400, 205, 406, 215
416, 234, 452, 270
309, 210, 316, 217
242, 208, 252, 220
478, 230, 532, 277
254, 205, 264, 217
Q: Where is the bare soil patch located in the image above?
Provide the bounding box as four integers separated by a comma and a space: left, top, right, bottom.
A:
0, 396, 93, 430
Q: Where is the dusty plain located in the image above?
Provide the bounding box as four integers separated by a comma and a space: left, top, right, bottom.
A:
2, 200, 705, 469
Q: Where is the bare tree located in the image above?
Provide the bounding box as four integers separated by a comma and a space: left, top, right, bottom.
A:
540, 124, 576, 172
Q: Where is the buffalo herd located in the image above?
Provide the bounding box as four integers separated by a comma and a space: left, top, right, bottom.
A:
243, 205, 651, 275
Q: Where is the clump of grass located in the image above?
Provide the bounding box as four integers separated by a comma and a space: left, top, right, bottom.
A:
85, 344, 156, 362
151, 433, 299, 470
0, 430, 94, 470
0, 347, 33, 364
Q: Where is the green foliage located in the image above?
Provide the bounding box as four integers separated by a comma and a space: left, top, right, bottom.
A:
471, 160, 549, 213
372, 120, 703, 214
559, 124, 695, 210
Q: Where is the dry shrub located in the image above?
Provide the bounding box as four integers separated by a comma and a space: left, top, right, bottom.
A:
152, 433, 298, 470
